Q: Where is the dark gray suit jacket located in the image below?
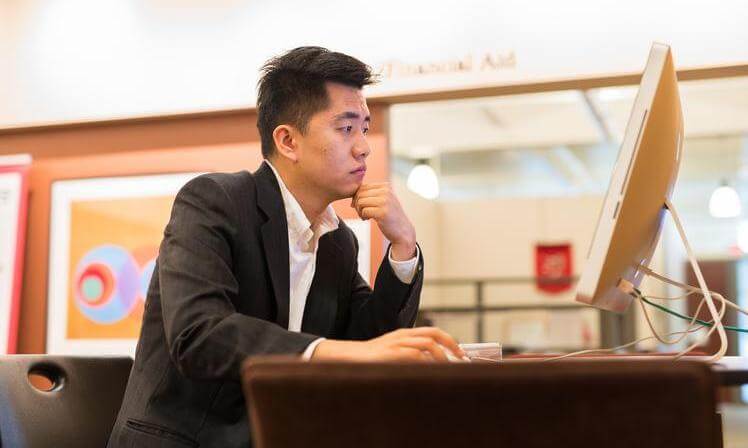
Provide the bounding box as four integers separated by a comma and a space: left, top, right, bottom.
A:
107, 162, 423, 448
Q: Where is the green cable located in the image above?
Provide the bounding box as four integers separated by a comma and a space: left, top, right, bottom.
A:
639, 295, 748, 333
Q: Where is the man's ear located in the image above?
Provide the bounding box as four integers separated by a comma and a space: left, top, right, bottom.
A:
272, 125, 300, 163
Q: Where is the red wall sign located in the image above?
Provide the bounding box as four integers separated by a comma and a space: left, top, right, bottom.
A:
535, 243, 573, 294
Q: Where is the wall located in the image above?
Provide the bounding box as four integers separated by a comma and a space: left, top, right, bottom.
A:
393, 176, 442, 279
3, 0, 748, 128
0, 105, 390, 354
396, 183, 670, 347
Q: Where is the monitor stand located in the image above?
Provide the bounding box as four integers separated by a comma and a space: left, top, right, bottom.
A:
635, 199, 728, 362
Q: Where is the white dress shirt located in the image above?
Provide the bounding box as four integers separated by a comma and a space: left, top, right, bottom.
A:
265, 161, 420, 359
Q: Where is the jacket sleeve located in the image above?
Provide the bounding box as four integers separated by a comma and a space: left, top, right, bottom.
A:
344, 235, 424, 340
157, 175, 317, 382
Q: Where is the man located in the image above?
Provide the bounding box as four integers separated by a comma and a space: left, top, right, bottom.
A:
108, 46, 463, 448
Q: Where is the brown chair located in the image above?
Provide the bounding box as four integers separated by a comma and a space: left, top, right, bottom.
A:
0, 355, 133, 447
242, 358, 720, 448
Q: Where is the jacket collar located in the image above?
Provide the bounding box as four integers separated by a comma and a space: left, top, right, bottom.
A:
263, 160, 339, 246
254, 161, 291, 328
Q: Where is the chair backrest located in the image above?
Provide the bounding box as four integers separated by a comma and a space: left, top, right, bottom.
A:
242, 358, 719, 448
0, 355, 133, 448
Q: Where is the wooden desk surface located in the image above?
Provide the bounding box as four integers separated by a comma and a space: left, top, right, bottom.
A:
503, 355, 748, 386
712, 356, 748, 386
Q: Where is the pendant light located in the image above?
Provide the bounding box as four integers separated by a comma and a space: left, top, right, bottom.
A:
709, 179, 741, 218
406, 159, 439, 200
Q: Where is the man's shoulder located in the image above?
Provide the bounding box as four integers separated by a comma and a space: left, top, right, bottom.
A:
199, 170, 255, 191
182, 171, 256, 201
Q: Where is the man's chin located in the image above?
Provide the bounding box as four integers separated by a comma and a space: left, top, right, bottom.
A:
339, 183, 362, 199
337, 191, 357, 202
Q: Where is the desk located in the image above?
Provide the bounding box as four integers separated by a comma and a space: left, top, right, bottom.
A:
712, 356, 748, 386
503, 355, 748, 386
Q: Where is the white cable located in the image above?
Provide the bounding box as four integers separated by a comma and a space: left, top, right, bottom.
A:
526, 290, 724, 363
545, 200, 730, 363
662, 198, 727, 362
492, 201, 729, 364
640, 265, 748, 317
540, 293, 717, 362
535, 326, 705, 362
673, 291, 726, 359
490, 293, 717, 364
636, 293, 703, 345
640, 271, 743, 355
640, 284, 733, 357
640, 290, 699, 301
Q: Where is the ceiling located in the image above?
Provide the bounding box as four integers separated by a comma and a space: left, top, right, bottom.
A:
390, 76, 748, 156
389, 75, 748, 204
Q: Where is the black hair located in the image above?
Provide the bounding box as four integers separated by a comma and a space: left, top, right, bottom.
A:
256, 46, 376, 158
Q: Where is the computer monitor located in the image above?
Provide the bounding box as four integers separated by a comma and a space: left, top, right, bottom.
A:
576, 43, 684, 313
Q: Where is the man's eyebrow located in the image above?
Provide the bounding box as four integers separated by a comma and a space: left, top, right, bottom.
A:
332, 111, 371, 122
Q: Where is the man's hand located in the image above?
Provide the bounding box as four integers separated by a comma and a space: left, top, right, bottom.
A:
352, 183, 416, 260
311, 327, 464, 362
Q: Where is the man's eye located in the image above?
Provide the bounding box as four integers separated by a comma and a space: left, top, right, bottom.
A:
363, 127, 369, 135
342, 125, 353, 133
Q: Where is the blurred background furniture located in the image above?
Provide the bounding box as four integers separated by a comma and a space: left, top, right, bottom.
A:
0, 355, 133, 447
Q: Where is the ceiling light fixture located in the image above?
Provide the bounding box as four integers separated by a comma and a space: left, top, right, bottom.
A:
709, 179, 741, 218
406, 159, 439, 200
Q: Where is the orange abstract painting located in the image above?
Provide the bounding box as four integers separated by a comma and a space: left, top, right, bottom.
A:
67, 196, 173, 339
47, 172, 201, 355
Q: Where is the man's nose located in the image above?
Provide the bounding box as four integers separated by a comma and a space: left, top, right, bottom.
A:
353, 134, 370, 159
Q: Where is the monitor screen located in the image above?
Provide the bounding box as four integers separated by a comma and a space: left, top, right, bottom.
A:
576, 43, 684, 313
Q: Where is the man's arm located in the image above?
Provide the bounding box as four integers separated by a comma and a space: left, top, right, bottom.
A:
308, 240, 462, 361
311, 184, 467, 361
158, 175, 317, 382
339, 182, 423, 339
342, 240, 423, 340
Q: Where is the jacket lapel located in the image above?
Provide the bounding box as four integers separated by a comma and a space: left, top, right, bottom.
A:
301, 233, 342, 336
255, 162, 291, 329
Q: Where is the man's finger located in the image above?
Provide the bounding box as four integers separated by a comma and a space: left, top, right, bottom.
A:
395, 347, 431, 362
356, 183, 389, 193
353, 188, 389, 203
399, 337, 448, 361
353, 191, 387, 214
360, 207, 382, 220
409, 327, 464, 357
353, 187, 390, 198
355, 197, 386, 211
352, 187, 385, 208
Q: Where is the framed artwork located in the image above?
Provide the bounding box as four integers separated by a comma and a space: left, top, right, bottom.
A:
0, 155, 31, 354
47, 172, 202, 356
46, 169, 377, 356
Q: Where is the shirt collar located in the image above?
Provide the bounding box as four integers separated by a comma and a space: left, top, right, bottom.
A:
264, 160, 339, 240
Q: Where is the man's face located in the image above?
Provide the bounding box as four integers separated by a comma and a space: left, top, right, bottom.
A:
293, 82, 371, 201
